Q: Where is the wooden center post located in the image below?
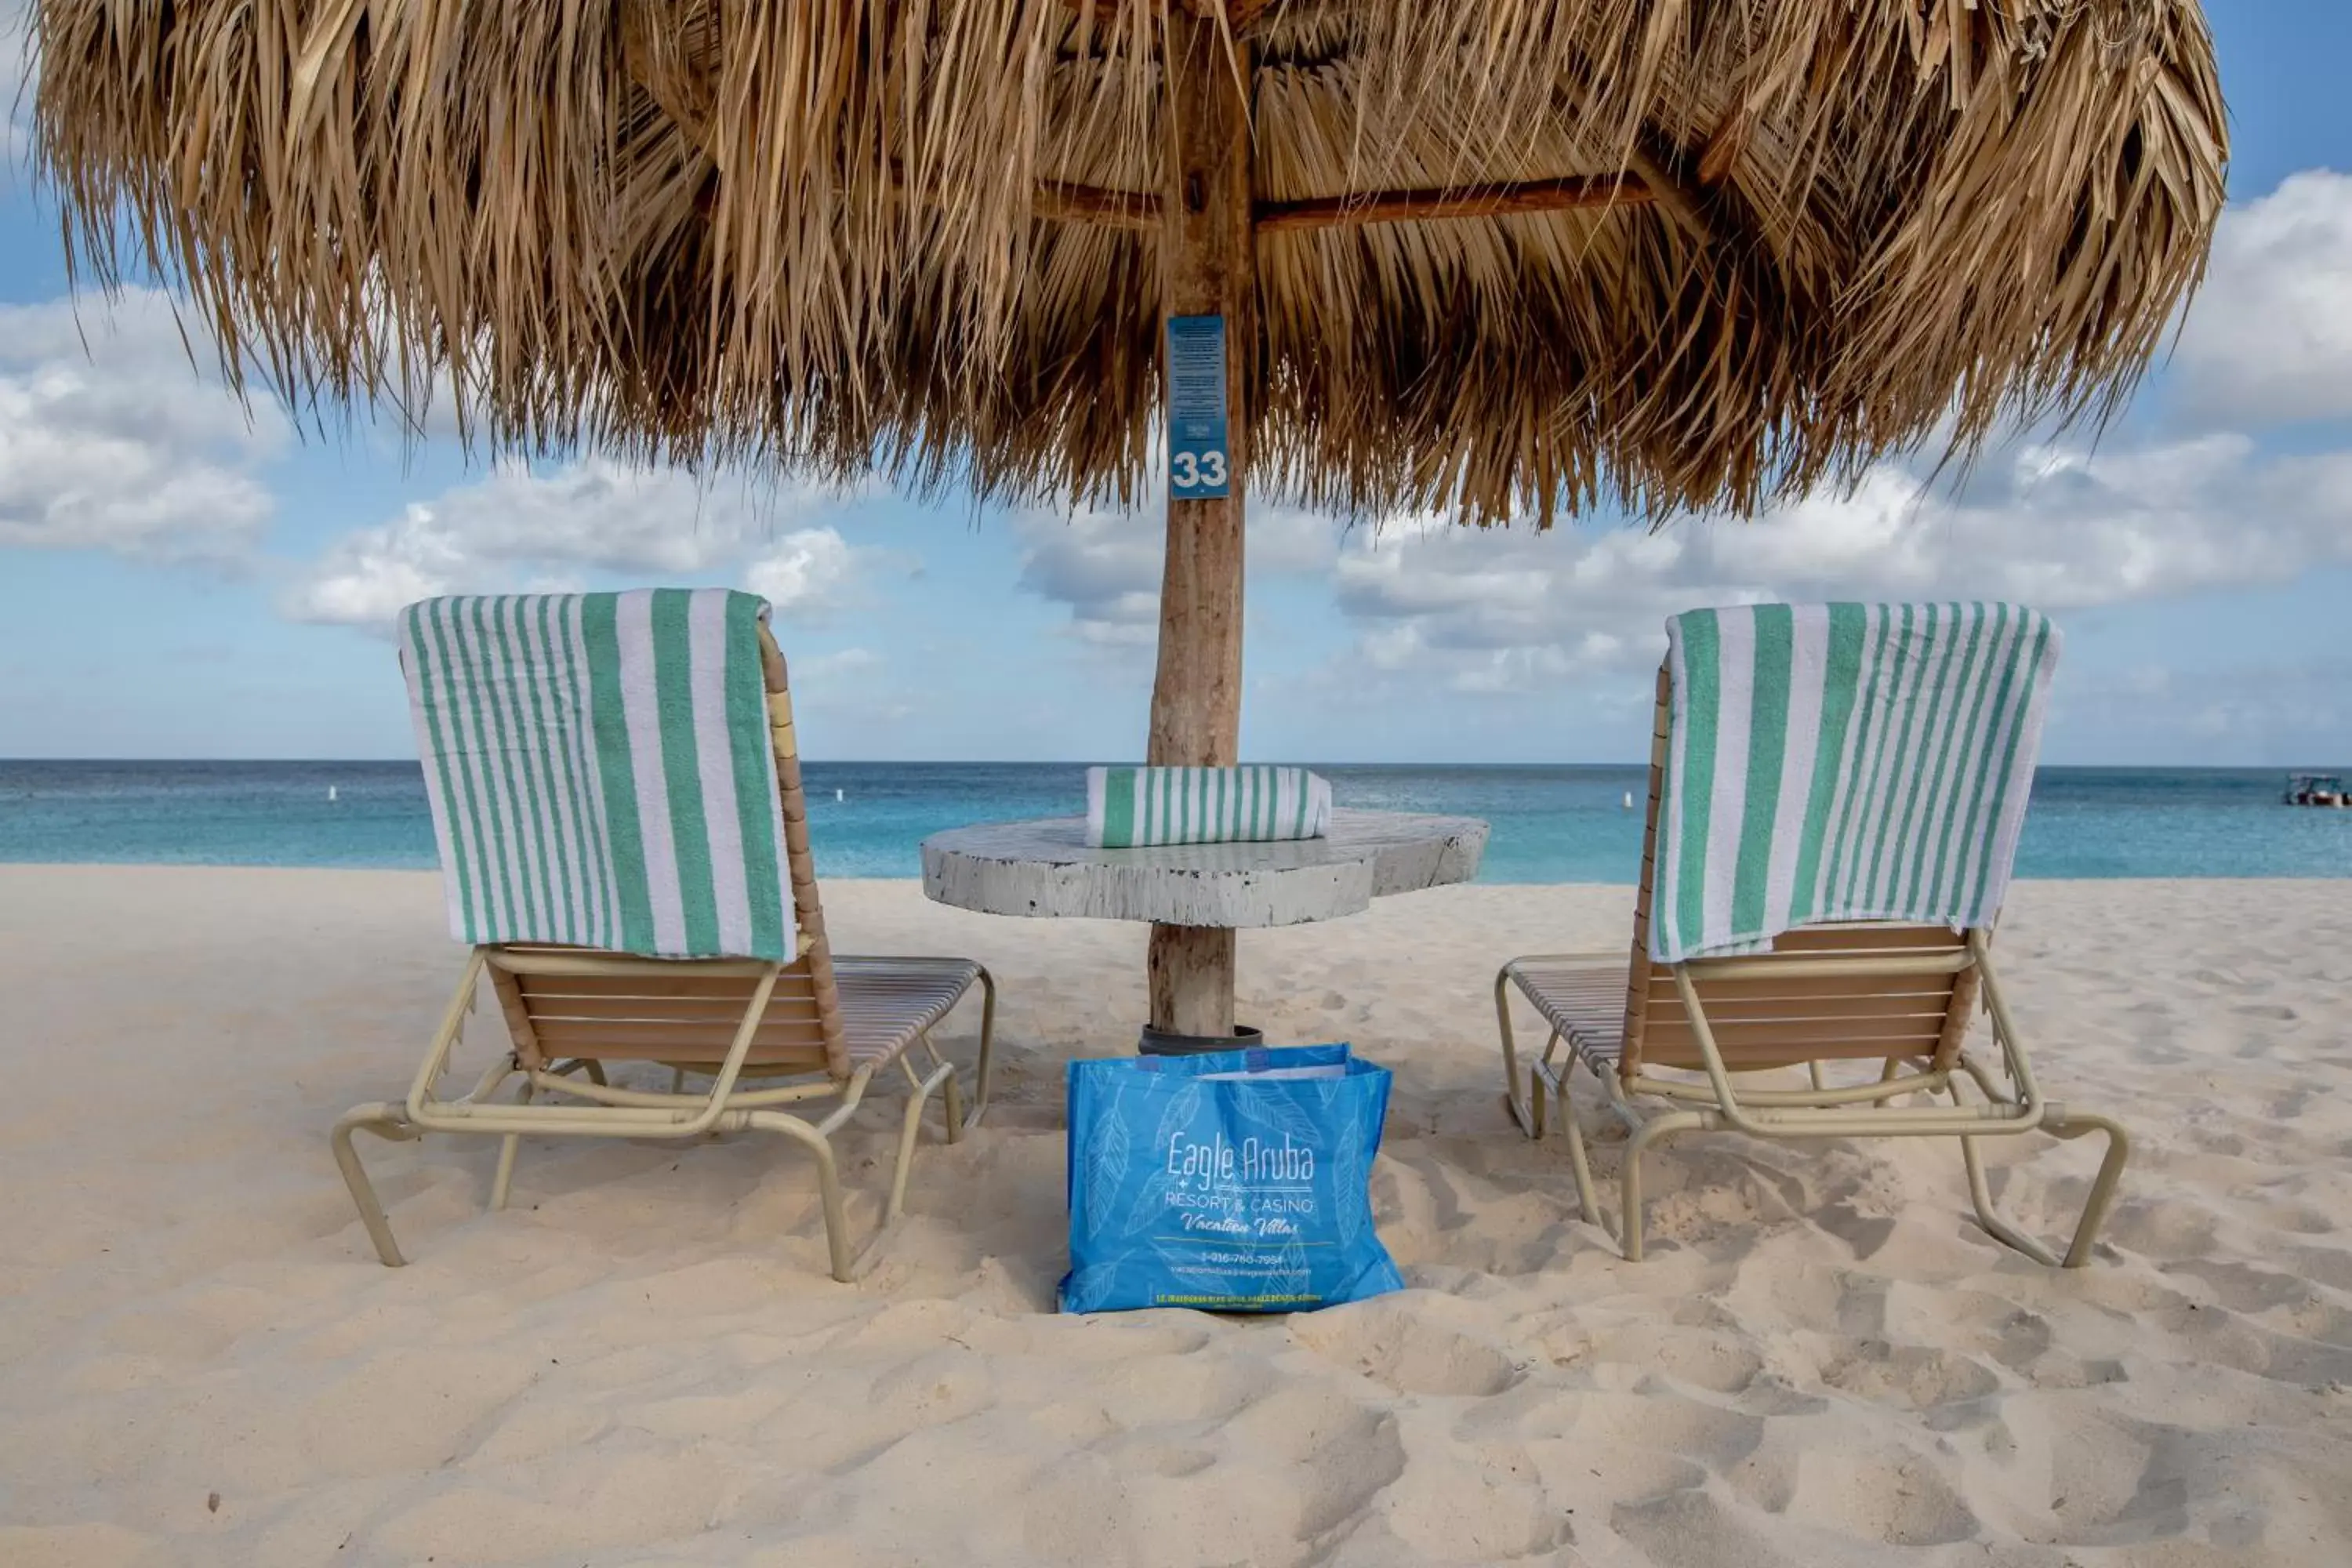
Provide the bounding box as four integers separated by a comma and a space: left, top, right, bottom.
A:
1144, 12, 1254, 1038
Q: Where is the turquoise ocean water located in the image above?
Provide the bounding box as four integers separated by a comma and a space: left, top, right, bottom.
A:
2, 761, 2347, 881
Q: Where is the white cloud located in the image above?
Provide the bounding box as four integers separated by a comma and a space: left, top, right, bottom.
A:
0, 295, 898, 626
2041, 659, 2352, 764
0, 290, 285, 563
2173, 169, 2352, 426
1014, 486, 1348, 647
286, 457, 885, 629
743, 527, 858, 612
1014, 503, 1165, 647
1330, 434, 2352, 695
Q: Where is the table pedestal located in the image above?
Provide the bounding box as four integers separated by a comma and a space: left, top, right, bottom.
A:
1148, 924, 1237, 1037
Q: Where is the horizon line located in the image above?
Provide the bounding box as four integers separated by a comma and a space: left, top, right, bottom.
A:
2, 757, 2342, 771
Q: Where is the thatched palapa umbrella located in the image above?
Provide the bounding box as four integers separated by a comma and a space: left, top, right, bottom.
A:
32, 0, 2225, 1036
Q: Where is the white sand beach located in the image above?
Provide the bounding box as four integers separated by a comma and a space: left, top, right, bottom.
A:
2, 865, 2347, 1566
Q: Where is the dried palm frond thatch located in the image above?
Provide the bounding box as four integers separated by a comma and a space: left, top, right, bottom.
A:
31, 0, 2225, 524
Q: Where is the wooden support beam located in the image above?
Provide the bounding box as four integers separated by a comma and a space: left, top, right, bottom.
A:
1254, 173, 1652, 234
1147, 15, 1251, 776
1033, 178, 1164, 231
1148, 927, 1240, 1041
1616, 143, 1713, 248
1539, 54, 1720, 252
1145, 13, 1254, 1039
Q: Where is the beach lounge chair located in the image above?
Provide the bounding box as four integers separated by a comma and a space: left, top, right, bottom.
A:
332, 590, 995, 1281
1495, 603, 2128, 1265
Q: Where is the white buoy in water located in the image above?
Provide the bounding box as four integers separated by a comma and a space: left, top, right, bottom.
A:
328, 785, 339, 803
1621, 790, 1633, 810
836, 788, 845, 801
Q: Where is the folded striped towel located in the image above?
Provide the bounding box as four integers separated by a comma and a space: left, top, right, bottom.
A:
1086, 766, 1333, 848
1654, 602, 2059, 964
397, 590, 797, 961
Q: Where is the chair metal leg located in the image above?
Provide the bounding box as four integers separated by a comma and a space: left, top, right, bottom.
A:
1558, 1062, 1604, 1229
1950, 1088, 2130, 1268
746, 1110, 855, 1283
2050, 1110, 2131, 1267
888, 1061, 957, 1220
963, 967, 998, 1131
1958, 1130, 2060, 1266
889, 1081, 928, 1221
940, 1054, 967, 1145
1495, 967, 1538, 1138
489, 1136, 522, 1212
332, 1104, 423, 1267
1619, 1111, 1706, 1262
489, 1079, 535, 1211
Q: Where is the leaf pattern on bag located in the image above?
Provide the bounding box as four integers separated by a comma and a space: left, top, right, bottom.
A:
1079, 1092, 1131, 1231
1149, 1080, 1203, 1161
1270, 1234, 1312, 1301
1060, 1261, 1121, 1314
1232, 1083, 1321, 1147
1331, 1111, 1367, 1252
1121, 1169, 1173, 1240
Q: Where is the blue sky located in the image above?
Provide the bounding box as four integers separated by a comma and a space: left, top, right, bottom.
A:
3, 2, 2349, 764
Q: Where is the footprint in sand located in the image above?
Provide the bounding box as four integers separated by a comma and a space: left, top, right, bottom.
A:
2165, 1258, 2318, 1316
1784, 1446, 1981, 1545
1570, 1389, 1766, 1468
1815, 1339, 2003, 1411
1288, 1299, 1521, 1397
1586, 1322, 1766, 1396
1223, 1384, 1409, 1536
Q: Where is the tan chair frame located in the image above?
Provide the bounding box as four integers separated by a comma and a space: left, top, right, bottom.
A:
333, 626, 996, 1282
1495, 669, 2128, 1266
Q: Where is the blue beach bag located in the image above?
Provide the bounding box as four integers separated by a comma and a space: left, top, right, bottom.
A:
1058, 1044, 1404, 1314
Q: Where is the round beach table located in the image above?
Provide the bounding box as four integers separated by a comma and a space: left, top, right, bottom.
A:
921, 808, 1489, 1041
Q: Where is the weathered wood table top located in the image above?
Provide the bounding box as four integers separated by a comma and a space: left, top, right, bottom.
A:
920, 808, 1489, 929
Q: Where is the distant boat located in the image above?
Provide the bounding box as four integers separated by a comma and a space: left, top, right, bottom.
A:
327, 785, 338, 803
837, 788, 845, 802
1621, 790, 1634, 810
2284, 773, 2349, 808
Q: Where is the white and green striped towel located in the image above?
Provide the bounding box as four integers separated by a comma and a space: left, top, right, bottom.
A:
1654, 602, 2059, 964
397, 590, 796, 961
1086, 766, 1333, 848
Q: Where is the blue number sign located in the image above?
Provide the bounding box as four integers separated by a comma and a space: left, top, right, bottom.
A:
1167, 314, 1232, 499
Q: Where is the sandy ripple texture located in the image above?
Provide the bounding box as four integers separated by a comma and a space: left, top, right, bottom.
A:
1, 866, 2347, 1566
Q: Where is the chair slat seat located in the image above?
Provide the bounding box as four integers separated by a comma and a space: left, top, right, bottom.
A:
1504, 957, 1628, 1073
833, 956, 988, 1065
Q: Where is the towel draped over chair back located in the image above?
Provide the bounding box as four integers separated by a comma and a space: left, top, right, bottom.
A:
1655, 602, 2059, 964
397, 590, 797, 961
